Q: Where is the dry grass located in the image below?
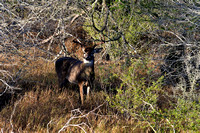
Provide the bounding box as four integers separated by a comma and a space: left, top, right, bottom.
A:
0, 55, 153, 132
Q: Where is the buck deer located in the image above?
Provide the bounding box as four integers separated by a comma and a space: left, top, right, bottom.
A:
55, 41, 102, 105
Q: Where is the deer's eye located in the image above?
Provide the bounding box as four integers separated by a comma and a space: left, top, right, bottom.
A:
84, 48, 89, 52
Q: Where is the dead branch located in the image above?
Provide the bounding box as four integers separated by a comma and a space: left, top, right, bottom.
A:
58, 103, 105, 133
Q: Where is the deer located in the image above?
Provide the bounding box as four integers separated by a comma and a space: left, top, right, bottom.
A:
55, 40, 102, 105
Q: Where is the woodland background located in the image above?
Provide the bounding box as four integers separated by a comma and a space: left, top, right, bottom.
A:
0, 0, 200, 132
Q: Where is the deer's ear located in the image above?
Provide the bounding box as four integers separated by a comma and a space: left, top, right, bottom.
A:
94, 48, 103, 53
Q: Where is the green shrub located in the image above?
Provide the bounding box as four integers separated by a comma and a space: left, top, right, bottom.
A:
106, 58, 200, 132
166, 98, 200, 131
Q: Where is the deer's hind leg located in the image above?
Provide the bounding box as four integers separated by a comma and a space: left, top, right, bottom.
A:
84, 81, 90, 101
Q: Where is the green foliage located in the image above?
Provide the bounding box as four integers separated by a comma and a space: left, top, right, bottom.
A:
166, 98, 200, 131
106, 59, 164, 130
107, 58, 200, 131
84, 1, 157, 59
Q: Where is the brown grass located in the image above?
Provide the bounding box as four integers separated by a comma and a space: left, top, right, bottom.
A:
0, 54, 155, 132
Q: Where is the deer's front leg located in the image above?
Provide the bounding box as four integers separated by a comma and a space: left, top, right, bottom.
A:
79, 82, 84, 105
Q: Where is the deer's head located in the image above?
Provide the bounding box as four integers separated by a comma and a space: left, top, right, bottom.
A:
73, 40, 103, 63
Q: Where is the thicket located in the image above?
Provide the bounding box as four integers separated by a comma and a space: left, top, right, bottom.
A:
86, 0, 200, 132
0, 0, 200, 132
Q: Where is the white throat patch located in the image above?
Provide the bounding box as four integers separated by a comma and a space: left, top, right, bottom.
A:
83, 59, 93, 65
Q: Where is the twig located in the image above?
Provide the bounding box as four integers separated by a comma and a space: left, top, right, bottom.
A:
58, 102, 105, 133
0, 79, 21, 96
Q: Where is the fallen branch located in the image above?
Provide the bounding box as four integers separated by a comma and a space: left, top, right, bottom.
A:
58, 102, 105, 133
